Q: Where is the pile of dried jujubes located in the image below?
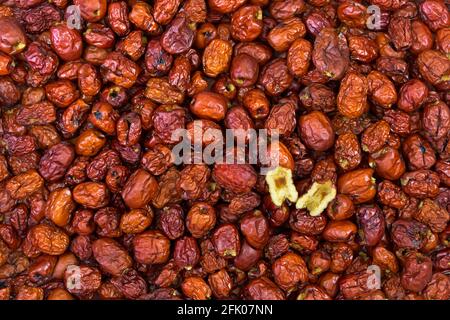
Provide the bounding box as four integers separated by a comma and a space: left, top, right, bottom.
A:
0, 0, 449, 300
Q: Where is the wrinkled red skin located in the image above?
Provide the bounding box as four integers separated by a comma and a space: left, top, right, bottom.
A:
0, 0, 448, 302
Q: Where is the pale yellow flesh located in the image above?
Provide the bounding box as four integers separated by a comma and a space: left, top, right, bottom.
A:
265, 167, 299, 207
296, 181, 337, 216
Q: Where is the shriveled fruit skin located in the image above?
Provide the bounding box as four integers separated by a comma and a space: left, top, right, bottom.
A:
0, 0, 449, 302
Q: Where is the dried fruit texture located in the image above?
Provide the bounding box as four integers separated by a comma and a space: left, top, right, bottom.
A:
265, 167, 298, 207
92, 238, 132, 276
203, 39, 233, 77
298, 111, 335, 151
212, 163, 256, 194
145, 78, 184, 105
5, 170, 44, 200
337, 72, 368, 119
296, 181, 336, 216
29, 224, 69, 256
133, 230, 170, 265
272, 252, 308, 291
337, 169, 377, 204
121, 169, 158, 209
45, 188, 75, 227
267, 17, 306, 52
414, 199, 449, 233
0, 0, 449, 302
312, 28, 349, 80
